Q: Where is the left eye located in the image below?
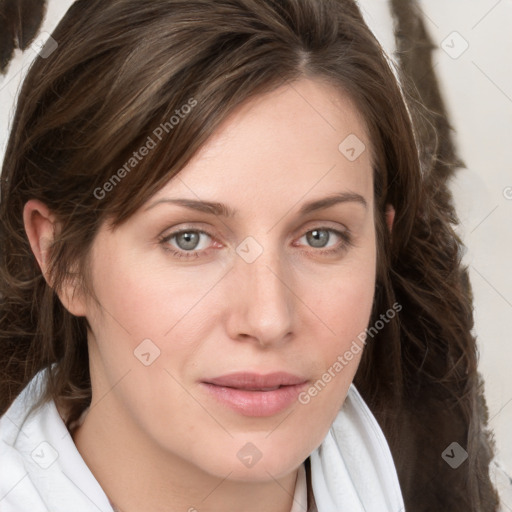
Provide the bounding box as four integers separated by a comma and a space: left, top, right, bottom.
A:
300, 228, 340, 249
165, 230, 212, 252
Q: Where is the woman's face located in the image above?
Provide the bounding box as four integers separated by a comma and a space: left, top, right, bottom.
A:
77, 77, 377, 481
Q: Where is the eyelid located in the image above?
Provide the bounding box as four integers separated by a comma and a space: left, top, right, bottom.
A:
159, 224, 353, 261
159, 227, 218, 250
293, 226, 353, 250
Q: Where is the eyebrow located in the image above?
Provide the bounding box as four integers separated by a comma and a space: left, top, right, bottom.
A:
145, 192, 368, 217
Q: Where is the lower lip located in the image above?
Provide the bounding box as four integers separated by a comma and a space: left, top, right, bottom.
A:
201, 382, 308, 417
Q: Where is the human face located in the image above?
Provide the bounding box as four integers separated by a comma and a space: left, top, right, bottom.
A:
80, 77, 377, 482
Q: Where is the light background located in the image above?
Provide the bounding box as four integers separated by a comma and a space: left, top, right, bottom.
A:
1, 0, 511, 497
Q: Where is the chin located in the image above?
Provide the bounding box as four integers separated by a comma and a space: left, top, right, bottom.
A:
213, 438, 310, 482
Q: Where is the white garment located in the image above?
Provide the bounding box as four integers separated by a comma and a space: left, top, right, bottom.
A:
0, 368, 405, 512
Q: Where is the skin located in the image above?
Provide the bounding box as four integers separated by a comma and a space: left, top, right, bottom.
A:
24, 77, 395, 512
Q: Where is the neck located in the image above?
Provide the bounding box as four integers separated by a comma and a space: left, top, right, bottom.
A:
71, 402, 300, 512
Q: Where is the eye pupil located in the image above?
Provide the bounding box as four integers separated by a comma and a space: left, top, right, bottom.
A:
176, 231, 200, 250
307, 229, 329, 248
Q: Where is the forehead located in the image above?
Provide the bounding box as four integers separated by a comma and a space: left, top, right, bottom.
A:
151, 78, 373, 214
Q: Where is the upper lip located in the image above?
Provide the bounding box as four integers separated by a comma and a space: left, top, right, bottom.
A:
203, 372, 307, 390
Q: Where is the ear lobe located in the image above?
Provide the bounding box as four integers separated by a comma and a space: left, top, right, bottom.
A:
23, 199, 88, 317
385, 204, 395, 233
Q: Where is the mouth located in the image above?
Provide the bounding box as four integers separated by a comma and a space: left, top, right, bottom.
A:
201, 372, 308, 417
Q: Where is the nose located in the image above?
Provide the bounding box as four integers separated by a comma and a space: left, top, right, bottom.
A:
225, 246, 295, 348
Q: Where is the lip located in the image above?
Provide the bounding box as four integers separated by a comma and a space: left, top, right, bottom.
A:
201, 372, 308, 417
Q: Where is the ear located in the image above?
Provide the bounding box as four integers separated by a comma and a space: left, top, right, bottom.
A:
385, 204, 395, 233
23, 199, 87, 317
23, 199, 57, 280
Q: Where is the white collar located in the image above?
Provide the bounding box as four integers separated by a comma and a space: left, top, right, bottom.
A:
0, 369, 404, 512
309, 384, 405, 511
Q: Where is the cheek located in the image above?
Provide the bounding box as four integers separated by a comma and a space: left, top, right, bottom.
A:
299, 243, 377, 404
310, 245, 377, 343
333, 269, 376, 338
83, 243, 230, 409
87, 244, 219, 344
313, 278, 374, 381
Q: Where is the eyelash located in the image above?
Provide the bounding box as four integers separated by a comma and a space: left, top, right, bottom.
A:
158, 227, 353, 260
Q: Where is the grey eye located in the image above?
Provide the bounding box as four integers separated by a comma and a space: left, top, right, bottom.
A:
306, 229, 330, 248
175, 231, 201, 250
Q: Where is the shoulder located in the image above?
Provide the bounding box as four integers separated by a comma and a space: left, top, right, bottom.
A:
0, 368, 49, 444
0, 367, 114, 511
0, 368, 54, 510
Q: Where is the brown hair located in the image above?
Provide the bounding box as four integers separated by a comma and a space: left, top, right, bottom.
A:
0, 0, 499, 509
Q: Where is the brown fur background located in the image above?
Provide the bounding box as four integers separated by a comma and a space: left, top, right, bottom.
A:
0, 0, 47, 74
